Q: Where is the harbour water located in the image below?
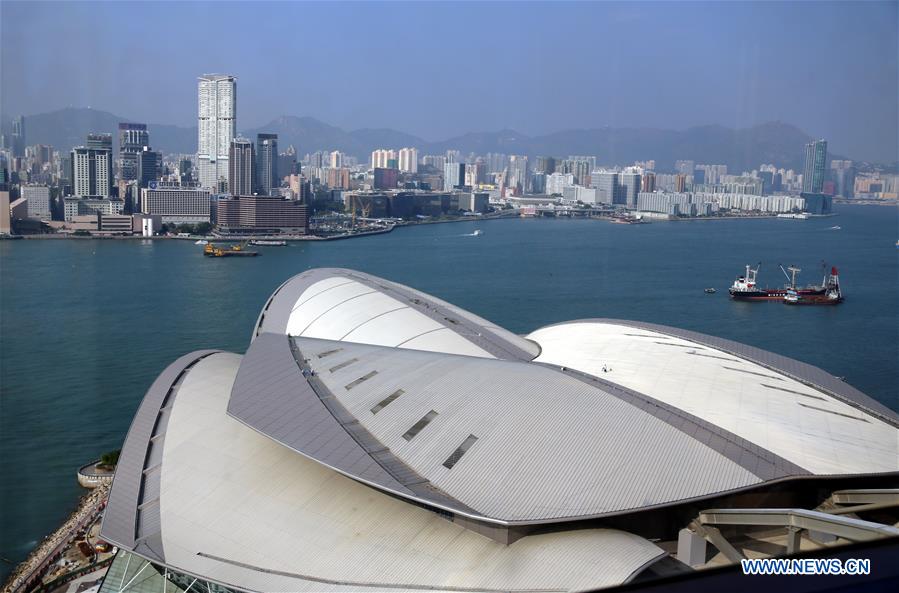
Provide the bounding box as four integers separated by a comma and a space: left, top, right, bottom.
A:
1, 204, 897, 578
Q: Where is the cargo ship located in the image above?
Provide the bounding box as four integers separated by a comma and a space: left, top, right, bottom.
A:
784, 267, 843, 305
204, 242, 259, 257
728, 264, 826, 301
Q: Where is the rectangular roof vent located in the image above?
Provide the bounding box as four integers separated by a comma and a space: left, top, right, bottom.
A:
345, 370, 377, 390
442, 434, 478, 469
402, 410, 438, 441
371, 389, 404, 414
329, 358, 358, 373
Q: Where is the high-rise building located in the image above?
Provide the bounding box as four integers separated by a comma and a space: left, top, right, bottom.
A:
119, 123, 149, 181
329, 150, 344, 169
535, 156, 556, 175
373, 168, 398, 190
830, 160, 855, 198
674, 160, 695, 177
86, 133, 113, 152
398, 148, 418, 173
508, 155, 529, 193
641, 172, 656, 193
138, 147, 162, 188
444, 162, 465, 191
71, 146, 113, 197
371, 149, 398, 169
197, 74, 237, 189
140, 182, 212, 224
592, 171, 619, 205
802, 139, 827, 193
11, 116, 26, 157
674, 174, 688, 193
229, 138, 255, 196
256, 133, 278, 196
618, 172, 642, 207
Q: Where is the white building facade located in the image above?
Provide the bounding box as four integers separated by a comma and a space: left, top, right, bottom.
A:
197, 74, 237, 190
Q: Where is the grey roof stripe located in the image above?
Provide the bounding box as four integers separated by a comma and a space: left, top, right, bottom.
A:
537, 362, 810, 480
394, 326, 450, 347
100, 350, 221, 560
296, 289, 377, 335
542, 318, 899, 427
339, 305, 408, 340
290, 279, 356, 312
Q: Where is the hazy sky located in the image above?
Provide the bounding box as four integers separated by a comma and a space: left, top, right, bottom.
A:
2, 1, 897, 161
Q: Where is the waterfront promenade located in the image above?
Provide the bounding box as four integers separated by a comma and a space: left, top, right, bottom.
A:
1, 483, 110, 593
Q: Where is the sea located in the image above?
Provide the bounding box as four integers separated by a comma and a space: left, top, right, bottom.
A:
1, 204, 897, 578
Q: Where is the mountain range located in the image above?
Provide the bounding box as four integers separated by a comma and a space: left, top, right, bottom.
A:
1, 108, 842, 172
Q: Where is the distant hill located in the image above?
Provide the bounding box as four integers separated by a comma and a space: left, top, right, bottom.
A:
3, 108, 840, 171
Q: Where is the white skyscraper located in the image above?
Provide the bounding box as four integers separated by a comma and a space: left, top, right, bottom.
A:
197, 74, 237, 190
398, 147, 418, 173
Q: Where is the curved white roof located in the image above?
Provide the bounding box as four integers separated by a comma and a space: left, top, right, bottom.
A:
149, 353, 666, 592
102, 269, 899, 592
528, 320, 899, 476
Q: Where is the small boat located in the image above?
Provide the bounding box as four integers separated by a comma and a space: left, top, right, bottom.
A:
471, 229, 483, 236
827, 226, 841, 230
195, 239, 208, 245
249, 239, 287, 246
704, 288, 717, 294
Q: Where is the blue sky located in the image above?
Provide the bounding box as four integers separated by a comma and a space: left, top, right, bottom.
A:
1, 1, 896, 161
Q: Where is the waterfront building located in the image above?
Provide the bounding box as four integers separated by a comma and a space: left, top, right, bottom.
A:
63, 197, 124, 221
830, 160, 855, 198
228, 138, 255, 197
458, 191, 489, 213
619, 171, 642, 207
398, 147, 418, 173
215, 195, 308, 234
443, 162, 465, 191
0, 191, 11, 232
71, 146, 113, 197
802, 139, 827, 193
562, 185, 597, 204
20, 184, 51, 219
140, 183, 212, 224
256, 133, 278, 196
197, 74, 237, 189
98, 268, 899, 593
592, 171, 619, 205
546, 172, 575, 195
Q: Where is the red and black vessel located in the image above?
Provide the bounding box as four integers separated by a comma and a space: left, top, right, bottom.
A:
728, 264, 826, 301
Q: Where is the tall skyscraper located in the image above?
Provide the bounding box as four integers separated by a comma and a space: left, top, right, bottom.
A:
830, 160, 855, 198
11, 116, 25, 157
86, 133, 113, 152
228, 138, 255, 196
71, 146, 112, 197
444, 162, 465, 191
255, 133, 278, 196
197, 74, 237, 189
398, 147, 418, 173
119, 123, 149, 181
802, 139, 827, 193
138, 147, 162, 188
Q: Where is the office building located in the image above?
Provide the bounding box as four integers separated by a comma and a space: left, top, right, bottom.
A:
86, 133, 113, 152
119, 123, 149, 181
830, 160, 855, 198
197, 74, 237, 189
21, 184, 51, 219
802, 139, 827, 193
100, 268, 899, 593
618, 171, 642, 207
256, 133, 278, 196
215, 195, 308, 234
229, 138, 255, 196
444, 162, 465, 191
71, 146, 113, 197
398, 147, 418, 173
11, 116, 25, 157
137, 147, 162, 188
373, 167, 398, 190
63, 197, 124, 221
140, 183, 212, 224
458, 192, 489, 213
592, 171, 619, 204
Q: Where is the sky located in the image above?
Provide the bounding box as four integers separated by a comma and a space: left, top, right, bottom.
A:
1, 1, 897, 161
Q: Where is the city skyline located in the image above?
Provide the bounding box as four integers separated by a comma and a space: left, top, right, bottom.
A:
1, 1, 896, 162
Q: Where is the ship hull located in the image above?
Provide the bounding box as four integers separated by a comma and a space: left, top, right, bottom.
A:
729, 288, 826, 301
